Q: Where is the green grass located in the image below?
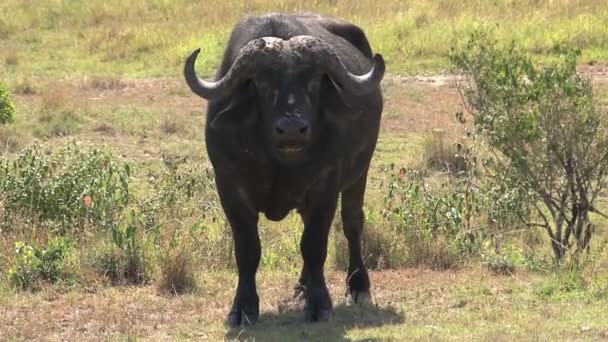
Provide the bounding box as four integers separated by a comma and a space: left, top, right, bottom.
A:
1, 0, 608, 79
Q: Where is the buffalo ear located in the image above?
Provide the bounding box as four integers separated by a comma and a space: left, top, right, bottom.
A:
208, 81, 257, 130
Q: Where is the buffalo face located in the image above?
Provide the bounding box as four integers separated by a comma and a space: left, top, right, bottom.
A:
184, 35, 385, 164
254, 68, 323, 164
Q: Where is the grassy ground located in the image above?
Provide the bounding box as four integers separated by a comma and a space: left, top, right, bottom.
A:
1, 268, 607, 340
1, 1, 608, 341
0, 73, 606, 341
1, 0, 608, 78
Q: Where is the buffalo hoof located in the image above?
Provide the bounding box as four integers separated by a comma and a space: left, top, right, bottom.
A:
226, 309, 259, 328
304, 285, 333, 322
346, 290, 374, 306
293, 284, 306, 301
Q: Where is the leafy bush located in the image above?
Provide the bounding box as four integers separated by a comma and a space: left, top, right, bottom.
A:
151, 153, 219, 208
383, 161, 531, 269
144, 154, 233, 269
383, 169, 479, 269
450, 31, 608, 261
0, 82, 15, 124
7, 238, 73, 290
0, 143, 131, 231
480, 242, 527, 276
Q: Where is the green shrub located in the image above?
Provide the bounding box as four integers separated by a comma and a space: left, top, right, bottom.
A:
0, 82, 15, 124
143, 154, 232, 269
383, 163, 531, 269
383, 169, 479, 269
450, 31, 608, 261
151, 153, 219, 207
0, 143, 131, 231
7, 238, 74, 290
481, 243, 523, 276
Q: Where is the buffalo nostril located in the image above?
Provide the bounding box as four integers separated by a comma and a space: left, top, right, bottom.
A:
275, 124, 285, 135
299, 122, 308, 134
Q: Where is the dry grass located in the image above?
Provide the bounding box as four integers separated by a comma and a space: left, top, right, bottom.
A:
92, 122, 117, 137
4, 49, 19, 67
11, 79, 39, 96
158, 116, 185, 136
421, 128, 468, 173
85, 76, 128, 91
0, 126, 23, 154
40, 87, 70, 110
157, 248, 197, 296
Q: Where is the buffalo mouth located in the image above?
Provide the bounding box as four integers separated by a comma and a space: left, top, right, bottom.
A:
274, 142, 307, 162
278, 146, 304, 153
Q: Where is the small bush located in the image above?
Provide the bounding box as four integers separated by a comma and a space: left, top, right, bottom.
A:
7, 238, 74, 290
534, 268, 588, 299
0, 82, 16, 125
0, 126, 23, 154
90, 244, 125, 283
481, 244, 521, 276
93, 122, 117, 137
91, 218, 151, 285
0, 143, 131, 231
4, 51, 19, 67
383, 169, 481, 269
451, 31, 608, 261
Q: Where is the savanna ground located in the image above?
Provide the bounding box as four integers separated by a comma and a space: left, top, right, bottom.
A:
1, 1, 608, 341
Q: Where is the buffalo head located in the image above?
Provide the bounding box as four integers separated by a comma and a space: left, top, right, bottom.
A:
184, 36, 385, 164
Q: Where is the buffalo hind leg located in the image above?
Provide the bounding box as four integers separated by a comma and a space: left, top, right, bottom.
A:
341, 173, 372, 305
293, 265, 308, 300
218, 184, 261, 327
299, 193, 338, 322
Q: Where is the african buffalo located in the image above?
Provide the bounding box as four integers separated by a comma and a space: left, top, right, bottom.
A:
184, 12, 385, 326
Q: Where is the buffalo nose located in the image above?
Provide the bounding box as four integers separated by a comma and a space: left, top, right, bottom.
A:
273, 117, 309, 142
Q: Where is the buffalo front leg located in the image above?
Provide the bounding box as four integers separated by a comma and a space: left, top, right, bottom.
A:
341, 173, 372, 305
299, 193, 338, 322
217, 184, 261, 327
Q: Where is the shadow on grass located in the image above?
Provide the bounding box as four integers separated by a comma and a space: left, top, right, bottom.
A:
225, 302, 405, 341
